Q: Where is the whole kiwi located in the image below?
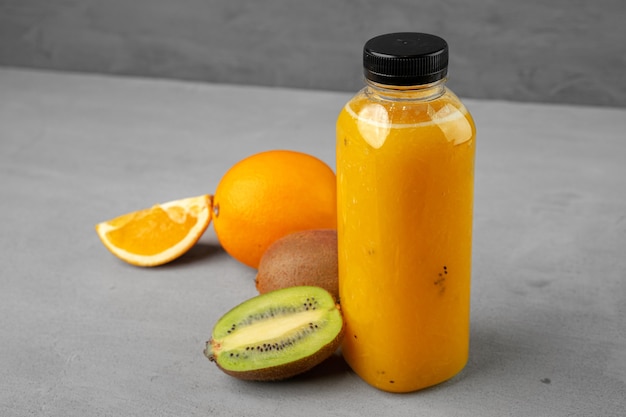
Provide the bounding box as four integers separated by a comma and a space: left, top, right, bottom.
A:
256, 229, 338, 301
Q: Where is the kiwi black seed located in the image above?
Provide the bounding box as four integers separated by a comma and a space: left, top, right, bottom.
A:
256, 229, 338, 301
204, 285, 344, 381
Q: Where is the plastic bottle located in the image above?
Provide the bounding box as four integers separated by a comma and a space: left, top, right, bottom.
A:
336, 32, 476, 393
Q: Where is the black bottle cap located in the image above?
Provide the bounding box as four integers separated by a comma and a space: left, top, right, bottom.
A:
363, 32, 449, 86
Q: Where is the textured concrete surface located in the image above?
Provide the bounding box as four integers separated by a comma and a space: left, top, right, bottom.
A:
1, 67, 625, 416
0, 0, 625, 107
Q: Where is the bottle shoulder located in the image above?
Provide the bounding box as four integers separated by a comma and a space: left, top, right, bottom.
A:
342, 87, 472, 127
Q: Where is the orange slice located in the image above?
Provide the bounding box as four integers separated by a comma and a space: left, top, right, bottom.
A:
95, 195, 212, 267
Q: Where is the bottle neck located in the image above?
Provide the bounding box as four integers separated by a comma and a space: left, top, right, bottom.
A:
364, 78, 447, 101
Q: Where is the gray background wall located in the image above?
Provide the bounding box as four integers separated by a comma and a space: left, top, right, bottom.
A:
1, 0, 625, 107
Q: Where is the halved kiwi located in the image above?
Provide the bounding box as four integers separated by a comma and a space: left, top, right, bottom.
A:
204, 286, 344, 381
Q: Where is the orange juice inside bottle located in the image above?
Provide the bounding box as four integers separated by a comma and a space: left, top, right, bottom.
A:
336, 33, 476, 393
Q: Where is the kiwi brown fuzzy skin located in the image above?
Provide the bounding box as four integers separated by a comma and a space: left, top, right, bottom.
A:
255, 229, 338, 301
205, 323, 344, 381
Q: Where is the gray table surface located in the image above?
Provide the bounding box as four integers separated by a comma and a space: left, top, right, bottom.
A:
1, 67, 625, 416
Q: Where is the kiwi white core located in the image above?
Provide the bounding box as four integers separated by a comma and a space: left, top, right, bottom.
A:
219, 309, 327, 351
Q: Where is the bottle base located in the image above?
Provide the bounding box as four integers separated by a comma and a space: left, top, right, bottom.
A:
345, 354, 469, 393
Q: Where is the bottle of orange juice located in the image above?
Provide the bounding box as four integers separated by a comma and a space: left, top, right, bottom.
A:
336, 32, 476, 393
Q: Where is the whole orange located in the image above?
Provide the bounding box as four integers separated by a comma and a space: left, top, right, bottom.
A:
212, 150, 337, 269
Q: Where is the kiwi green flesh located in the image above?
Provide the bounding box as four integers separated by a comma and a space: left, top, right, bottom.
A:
205, 286, 343, 381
